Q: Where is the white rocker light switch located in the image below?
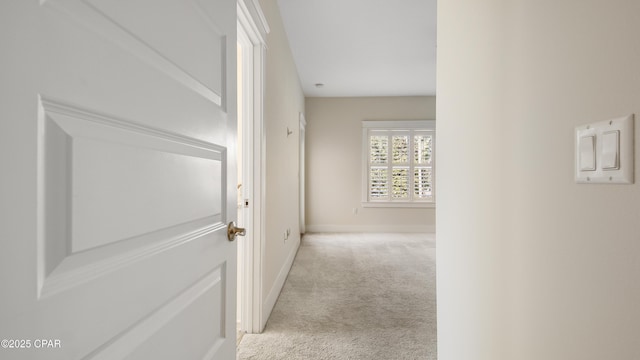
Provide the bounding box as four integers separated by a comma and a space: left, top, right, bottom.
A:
579, 135, 596, 171
601, 130, 619, 170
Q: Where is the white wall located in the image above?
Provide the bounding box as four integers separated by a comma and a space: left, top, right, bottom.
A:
258, 0, 305, 324
438, 1, 640, 359
437, 1, 508, 357
305, 96, 436, 233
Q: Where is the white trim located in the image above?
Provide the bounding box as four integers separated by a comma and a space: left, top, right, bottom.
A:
254, 42, 268, 335
250, 0, 270, 35
361, 127, 370, 207
262, 237, 300, 330
305, 225, 436, 233
362, 120, 435, 129
299, 112, 306, 234
238, 0, 269, 45
237, 25, 254, 337
362, 201, 436, 208
237, 0, 269, 335
299, 112, 307, 128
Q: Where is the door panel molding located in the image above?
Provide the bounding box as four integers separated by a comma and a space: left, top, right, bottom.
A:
37, 97, 227, 298
39, 216, 224, 299
82, 266, 225, 360
43, 0, 225, 106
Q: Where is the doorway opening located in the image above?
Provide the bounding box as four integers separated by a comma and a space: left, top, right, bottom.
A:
237, 0, 268, 338
236, 39, 247, 345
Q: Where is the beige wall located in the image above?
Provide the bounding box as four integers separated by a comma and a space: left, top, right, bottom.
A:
258, 0, 305, 320
438, 1, 640, 359
305, 96, 436, 232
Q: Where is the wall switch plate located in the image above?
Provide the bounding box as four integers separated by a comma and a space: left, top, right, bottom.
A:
575, 114, 634, 184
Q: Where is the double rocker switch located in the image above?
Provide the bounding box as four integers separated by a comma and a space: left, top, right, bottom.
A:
579, 130, 620, 172
575, 114, 633, 184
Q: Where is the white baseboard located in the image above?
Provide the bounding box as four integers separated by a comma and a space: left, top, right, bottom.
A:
305, 224, 435, 233
261, 237, 300, 330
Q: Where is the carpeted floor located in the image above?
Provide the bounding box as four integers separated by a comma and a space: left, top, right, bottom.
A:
237, 232, 437, 360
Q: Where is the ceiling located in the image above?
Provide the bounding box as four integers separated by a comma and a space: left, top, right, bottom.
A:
276, 0, 437, 98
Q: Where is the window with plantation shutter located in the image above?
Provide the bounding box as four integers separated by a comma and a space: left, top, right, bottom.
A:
362, 120, 435, 207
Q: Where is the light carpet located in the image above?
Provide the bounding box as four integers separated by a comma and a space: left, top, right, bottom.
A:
237, 232, 437, 360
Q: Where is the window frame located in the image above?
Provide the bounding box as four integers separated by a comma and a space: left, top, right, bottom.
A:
361, 120, 436, 208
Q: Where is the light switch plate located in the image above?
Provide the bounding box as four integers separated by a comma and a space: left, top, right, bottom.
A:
575, 114, 634, 184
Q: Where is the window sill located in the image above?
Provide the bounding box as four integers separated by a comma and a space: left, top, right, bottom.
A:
361, 201, 436, 209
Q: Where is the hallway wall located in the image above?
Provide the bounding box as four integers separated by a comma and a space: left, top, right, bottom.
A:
258, 0, 305, 326
437, 0, 640, 359
305, 96, 436, 233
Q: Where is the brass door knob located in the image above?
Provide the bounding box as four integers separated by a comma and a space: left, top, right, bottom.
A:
227, 222, 246, 241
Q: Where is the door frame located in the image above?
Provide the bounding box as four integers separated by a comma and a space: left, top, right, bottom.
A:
299, 112, 306, 234
237, 0, 269, 334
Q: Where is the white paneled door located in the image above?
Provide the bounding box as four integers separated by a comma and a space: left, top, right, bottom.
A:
0, 0, 237, 359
